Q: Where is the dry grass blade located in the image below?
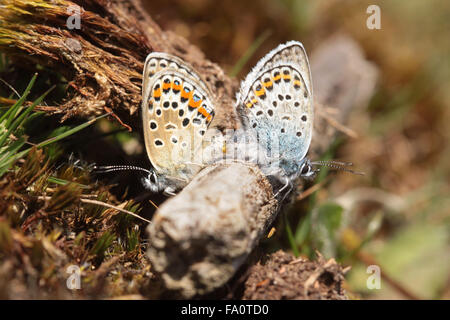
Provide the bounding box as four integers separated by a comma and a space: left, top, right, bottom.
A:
317, 103, 358, 139
80, 198, 151, 224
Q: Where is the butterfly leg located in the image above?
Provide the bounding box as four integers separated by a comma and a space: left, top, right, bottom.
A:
163, 186, 177, 197
274, 175, 293, 201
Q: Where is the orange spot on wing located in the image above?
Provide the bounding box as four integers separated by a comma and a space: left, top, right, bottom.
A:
153, 87, 161, 98
189, 98, 202, 109
246, 102, 253, 108
283, 74, 291, 81
273, 74, 282, 82
173, 82, 182, 91
198, 106, 213, 121
294, 80, 302, 87
255, 87, 266, 97
263, 80, 273, 88
162, 81, 171, 91
181, 88, 192, 100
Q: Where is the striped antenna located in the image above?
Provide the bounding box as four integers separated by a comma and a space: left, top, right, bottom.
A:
94, 165, 152, 175
311, 160, 364, 176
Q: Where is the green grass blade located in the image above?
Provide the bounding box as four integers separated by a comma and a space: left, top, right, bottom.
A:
0, 85, 53, 148
0, 73, 37, 125
47, 176, 90, 189
284, 212, 300, 257
0, 137, 27, 176
229, 30, 272, 77
1, 112, 109, 178
36, 113, 109, 149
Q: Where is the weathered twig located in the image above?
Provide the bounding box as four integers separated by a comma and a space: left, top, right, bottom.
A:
146, 34, 379, 297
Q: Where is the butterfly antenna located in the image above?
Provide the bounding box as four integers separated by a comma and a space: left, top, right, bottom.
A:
312, 160, 354, 166
94, 165, 152, 175
311, 160, 364, 176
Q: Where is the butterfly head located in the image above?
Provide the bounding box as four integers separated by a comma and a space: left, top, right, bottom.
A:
141, 169, 178, 196
301, 159, 364, 179
298, 158, 316, 179
141, 169, 160, 193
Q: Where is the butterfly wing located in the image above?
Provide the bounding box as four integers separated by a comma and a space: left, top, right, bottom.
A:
142, 53, 215, 183
236, 41, 313, 176
238, 41, 313, 99
143, 52, 202, 87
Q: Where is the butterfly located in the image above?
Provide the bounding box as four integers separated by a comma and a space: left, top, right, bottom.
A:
140, 53, 219, 195
234, 41, 357, 194
234, 41, 315, 187
98, 43, 358, 197
98, 53, 217, 196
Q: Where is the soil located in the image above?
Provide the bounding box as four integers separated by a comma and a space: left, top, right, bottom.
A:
242, 250, 348, 300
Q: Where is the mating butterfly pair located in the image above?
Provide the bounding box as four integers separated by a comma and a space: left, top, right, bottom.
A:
102, 41, 341, 196
141, 41, 318, 196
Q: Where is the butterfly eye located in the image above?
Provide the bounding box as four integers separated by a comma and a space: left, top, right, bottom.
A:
150, 172, 158, 184
301, 164, 310, 175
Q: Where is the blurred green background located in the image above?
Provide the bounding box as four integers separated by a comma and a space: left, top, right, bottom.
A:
144, 0, 450, 299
